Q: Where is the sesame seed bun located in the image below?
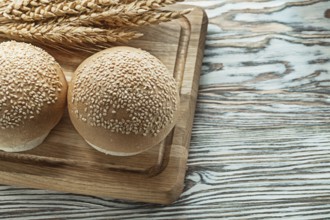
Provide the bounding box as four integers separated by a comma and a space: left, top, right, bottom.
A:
0, 41, 67, 152
68, 46, 180, 156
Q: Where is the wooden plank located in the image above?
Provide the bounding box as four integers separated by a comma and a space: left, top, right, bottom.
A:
0, 6, 208, 204
2, 1, 330, 219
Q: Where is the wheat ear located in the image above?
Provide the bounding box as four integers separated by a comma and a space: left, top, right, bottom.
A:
67, 8, 191, 27
134, 0, 184, 10
114, 8, 192, 26
4, 0, 183, 22
4, 0, 120, 21
0, 0, 190, 51
65, 0, 185, 27
6, 0, 65, 12
0, 22, 142, 45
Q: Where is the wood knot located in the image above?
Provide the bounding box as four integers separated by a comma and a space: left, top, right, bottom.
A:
325, 9, 330, 18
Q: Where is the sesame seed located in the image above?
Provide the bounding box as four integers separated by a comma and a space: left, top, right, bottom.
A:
71, 48, 178, 136
0, 41, 62, 129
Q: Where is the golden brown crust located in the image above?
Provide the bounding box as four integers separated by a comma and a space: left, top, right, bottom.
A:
68, 46, 180, 156
0, 41, 67, 152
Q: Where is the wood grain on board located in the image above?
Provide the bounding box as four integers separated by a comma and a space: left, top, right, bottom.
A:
1, 0, 330, 219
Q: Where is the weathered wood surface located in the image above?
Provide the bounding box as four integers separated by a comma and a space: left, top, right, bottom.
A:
1, 0, 330, 219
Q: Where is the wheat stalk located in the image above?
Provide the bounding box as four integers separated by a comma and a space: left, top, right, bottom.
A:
0, 0, 190, 51
65, 1, 186, 27
4, 0, 119, 21
4, 0, 183, 22
0, 21, 142, 46
6, 0, 65, 12
136, 0, 184, 10
71, 8, 190, 27
116, 9, 191, 26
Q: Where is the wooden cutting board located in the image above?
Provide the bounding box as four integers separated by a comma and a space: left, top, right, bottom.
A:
0, 6, 208, 204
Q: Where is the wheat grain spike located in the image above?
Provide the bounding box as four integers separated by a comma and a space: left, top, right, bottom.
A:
4, 0, 119, 21
0, 0, 190, 51
0, 21, 142, 45
66, 0, 185, 27
4, 0, 183, 22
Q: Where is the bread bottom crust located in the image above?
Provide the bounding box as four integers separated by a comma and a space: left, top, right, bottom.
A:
0, 132, 49, 152
86, 140, 144, 156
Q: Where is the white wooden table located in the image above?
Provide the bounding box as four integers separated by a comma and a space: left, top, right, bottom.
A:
1, 1, 330, 219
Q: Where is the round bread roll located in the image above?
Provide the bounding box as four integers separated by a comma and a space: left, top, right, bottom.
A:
68, 46, 180, 156
0, 41, 67, 152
